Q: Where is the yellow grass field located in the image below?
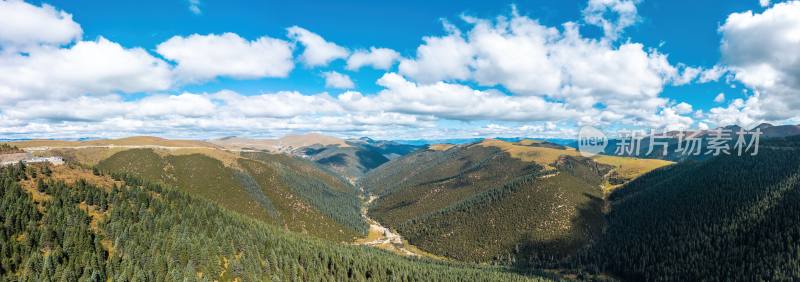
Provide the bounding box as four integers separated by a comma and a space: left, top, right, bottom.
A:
479, 139, 673, 190
592, 155, 673, 180
478, 139, 579, 169
428, 144, 455, 151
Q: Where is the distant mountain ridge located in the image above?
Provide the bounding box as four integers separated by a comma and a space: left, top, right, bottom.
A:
296, 138, 422, 182
208, 133, 350, 153
208, 133, 424, 182
5, 136, 220, 149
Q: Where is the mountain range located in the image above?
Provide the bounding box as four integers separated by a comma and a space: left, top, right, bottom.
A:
2, 129, 800, 281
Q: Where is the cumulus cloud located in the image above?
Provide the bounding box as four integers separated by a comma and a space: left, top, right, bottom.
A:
710, 1, 800, 125
2, 95, 130, 122
714, 93, 726, 103
0, 37, 173, 103
760, 0, 771, 7
698, 65, 728, 83
134, 93, 216, 118
213, 90, 342, 118
0, 0, 82, 51
322, 71, 355, 89
188, 0, 201, 14
398, 23, 474, 83
287, 26, 349, 67
0, 90, 437, 139
399, 14, 679, 99
396, 13, 688, 129
707, 97, 763, 128
582, 0, 641, 40
675, 102, 693, 114
156, 33, 294, 81
466, 15, 562, 95
339, 73, 575, 121
346, 47, 400, 70
0, 1, 715, 138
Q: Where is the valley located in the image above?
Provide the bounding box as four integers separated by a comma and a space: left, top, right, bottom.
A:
5, 0, 800, 280
3, 132, 800, 281
363, 139, 672, 265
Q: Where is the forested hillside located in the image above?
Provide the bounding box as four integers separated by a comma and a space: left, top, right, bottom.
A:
0, 162, 546, 281
96, 148, 366, 241
364, 140, 670, 266
577, 136, 800, 281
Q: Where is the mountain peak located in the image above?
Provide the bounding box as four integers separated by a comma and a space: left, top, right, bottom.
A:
754, 123, 774, 130
722, 124, 743, 131
279, 133, 349, 148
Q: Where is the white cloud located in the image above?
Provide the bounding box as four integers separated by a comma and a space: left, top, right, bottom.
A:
710, 1, 800, 125
2, 95, 130, 122
286, 26, 348, 67
322, 71, 355, 89
346, 47, 400, 70
0, 37, 172, 103
466, 15, 562, 95
642, 106, 695, 131
394, 10, 729, 130
156, 33, 293, 81
398, 15, 680, 111
339, 73, 575, 122
213, 90, 342, 118
0, 0, 82, 51
0, 90, 438, 139
134, 93, 216, 118
0, 2, 711, 138
550, 24, 677, 105
673, 66, 702, 85
675, 102, 693, 114
698, 65, 728, 83
188, 0, 201, 14
582, 0, 640, 40
714, 93, 726, 103
720, 2, 800, 92
707, 97, 762, 128
398, 23, 474, 83
760, 0, 771, 7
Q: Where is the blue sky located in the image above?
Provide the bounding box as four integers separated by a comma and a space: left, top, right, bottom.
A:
1, 0, 798, 139
35, 0, 746, 95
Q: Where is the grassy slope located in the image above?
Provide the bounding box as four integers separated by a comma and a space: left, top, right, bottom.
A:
96, 148, 364, 241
